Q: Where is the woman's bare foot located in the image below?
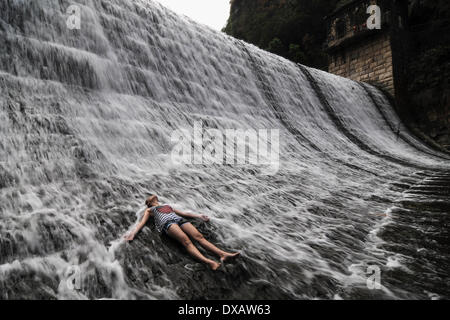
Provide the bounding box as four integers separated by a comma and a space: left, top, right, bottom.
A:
220, 252, 240, 263
208, 260, 221, 271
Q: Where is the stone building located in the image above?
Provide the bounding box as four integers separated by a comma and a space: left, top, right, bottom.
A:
325, 0, 408, 97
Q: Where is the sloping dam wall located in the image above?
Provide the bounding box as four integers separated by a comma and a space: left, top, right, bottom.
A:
0, 0, 449, 299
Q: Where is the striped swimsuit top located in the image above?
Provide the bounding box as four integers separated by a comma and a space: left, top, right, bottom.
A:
150, 205, 181, 233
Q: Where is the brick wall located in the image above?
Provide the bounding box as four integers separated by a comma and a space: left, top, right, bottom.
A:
328, 33, 394, 96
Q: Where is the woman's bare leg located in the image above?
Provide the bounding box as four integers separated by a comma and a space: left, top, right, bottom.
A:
181, 223, 240, 262
166, 224, 221, 270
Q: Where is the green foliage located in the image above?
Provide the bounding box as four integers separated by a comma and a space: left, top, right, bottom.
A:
268, 38, 285, 56
224, 0, 340, 69
288, 44, 306, 64
408, 45, 450, 91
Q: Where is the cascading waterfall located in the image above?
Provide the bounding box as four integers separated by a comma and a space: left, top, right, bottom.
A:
0, 0, 449, 299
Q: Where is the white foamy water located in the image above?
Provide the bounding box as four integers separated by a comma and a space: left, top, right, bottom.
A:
1, 0, 449, 299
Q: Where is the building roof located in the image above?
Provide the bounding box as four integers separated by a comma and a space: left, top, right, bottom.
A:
325, 0, 367, 20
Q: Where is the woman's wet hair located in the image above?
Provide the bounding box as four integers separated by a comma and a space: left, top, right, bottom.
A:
145, 194, 155, 208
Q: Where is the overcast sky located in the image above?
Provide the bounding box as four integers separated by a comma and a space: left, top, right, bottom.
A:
154, 0, 231, 31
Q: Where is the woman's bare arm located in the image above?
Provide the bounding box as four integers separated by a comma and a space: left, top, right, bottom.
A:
174, 209, 210, 222
124, 209, 152, 241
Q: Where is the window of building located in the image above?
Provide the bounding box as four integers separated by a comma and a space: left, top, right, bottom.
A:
336, 19, 346, 38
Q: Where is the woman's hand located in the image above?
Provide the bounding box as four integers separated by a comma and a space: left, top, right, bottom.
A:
199, 214, 210, 222
124, 209, 151, 242
124, 232, 135, 241
174, 209, 210, 222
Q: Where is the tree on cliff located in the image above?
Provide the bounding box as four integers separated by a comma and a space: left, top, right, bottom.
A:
224, 0, 339, 70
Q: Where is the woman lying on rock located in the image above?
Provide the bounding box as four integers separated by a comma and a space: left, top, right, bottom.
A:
124, 194, 240, 270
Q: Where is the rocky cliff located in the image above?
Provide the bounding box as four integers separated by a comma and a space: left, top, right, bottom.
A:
402, 0, 450, 150
224, 0, 339, 69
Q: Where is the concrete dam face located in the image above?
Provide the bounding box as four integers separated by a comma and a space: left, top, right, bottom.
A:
0, 0, 449, 299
